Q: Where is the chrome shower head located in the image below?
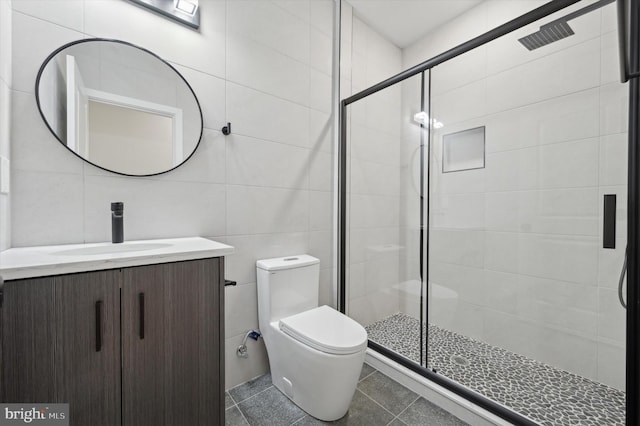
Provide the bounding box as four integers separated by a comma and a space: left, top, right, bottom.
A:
518, 20, 574, 51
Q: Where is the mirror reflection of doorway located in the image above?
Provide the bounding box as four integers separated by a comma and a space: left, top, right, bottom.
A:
87, 101, 174, 175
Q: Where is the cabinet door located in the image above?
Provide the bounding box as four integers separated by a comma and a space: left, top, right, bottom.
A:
54, 271, 121, 426
1, 277, 56, 403
1, 271, 121, 426
122, 258, 223, 426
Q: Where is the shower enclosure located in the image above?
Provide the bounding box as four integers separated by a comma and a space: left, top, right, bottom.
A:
339, 0, 639, 424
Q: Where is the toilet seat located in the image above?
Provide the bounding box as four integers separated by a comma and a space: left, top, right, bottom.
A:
279, 305, 368, 355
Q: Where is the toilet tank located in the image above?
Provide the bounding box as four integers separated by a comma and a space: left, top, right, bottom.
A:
256, 255, 320, 324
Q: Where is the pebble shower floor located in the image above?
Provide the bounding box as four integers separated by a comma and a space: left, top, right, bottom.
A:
365, 313, 626, 426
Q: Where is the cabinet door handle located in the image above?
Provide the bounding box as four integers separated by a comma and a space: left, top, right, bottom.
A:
138, 292, 145, 340
95, 300, 103, 352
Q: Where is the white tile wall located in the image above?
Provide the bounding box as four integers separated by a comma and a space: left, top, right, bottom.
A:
7, 0, 336, 389
0, 0, 10, 252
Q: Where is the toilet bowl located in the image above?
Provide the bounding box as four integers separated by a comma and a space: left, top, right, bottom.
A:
256, 255, 368, 421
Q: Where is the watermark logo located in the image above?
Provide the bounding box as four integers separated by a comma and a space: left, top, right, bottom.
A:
0, 404, 68, 426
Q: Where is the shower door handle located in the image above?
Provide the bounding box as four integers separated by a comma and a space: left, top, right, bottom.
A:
603, 194, 616, 249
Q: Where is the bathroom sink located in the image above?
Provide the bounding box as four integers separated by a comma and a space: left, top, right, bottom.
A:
54, 242, 173, 256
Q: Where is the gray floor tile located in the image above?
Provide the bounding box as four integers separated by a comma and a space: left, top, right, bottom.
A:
238, 386, 306, 426
387, 419, 407, 426
225, 406, 249, 426
398, 398, 468, 426
358, 363, 376, 381
292, 390, 395, 426
358, 371, 418, 415
226, 392, 236, 409
229, 373, 273, 403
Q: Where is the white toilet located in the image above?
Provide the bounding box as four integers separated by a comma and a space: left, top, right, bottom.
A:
256, 255, 368, 421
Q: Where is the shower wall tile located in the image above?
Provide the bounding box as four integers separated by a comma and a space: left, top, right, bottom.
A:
429, 229, 484, 268
431, 193, 485, 230
484, 88, 600, 154
517, 233, 599, 285
597, 341, 625, 390
537, 138, 599, 189
516, 188, 599, 236
597, 287, 626, 343
485, 38, 600, 114
600, 134, 628, 186
430, 47, 487, 96
226, 134, 310, 190
483, 309, 598, 379
597, 239, 626, 289
600, 31, 621, 85
600, 82, 629, 135
430, 79, 487, 127
350, 158, 401, 196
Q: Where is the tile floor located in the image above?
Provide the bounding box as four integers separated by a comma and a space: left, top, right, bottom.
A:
225, 363, 469, 426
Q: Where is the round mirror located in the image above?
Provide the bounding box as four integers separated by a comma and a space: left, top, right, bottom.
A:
36, 38, 203, 176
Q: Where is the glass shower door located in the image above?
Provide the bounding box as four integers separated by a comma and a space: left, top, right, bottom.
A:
426, 1, 627, 423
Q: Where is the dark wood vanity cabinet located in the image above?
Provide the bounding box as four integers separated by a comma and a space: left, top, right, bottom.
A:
0, 258, 224, 426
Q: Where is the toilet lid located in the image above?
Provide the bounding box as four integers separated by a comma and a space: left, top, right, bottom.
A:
279, 305, 368, 355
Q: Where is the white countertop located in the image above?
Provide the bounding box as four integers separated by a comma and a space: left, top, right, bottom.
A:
0, 237, 234, 280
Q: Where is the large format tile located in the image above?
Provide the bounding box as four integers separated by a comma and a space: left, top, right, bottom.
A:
226, 406, 249, 426
238, 386, 306, 426
11, 169, 84, 247
293, 390, 395, 426
11, 11, 84, 94
398, 397, 467, 426
357, 371, 418, 416
229, 374, 273, 403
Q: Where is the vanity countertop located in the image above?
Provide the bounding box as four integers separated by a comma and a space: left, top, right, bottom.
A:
0, 237, 234, 280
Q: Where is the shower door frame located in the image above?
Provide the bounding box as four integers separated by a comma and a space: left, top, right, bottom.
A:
337, 0, 640, 424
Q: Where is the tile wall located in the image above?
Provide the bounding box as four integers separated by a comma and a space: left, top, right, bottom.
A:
341, 4, 408, 326
6, 0, 335, 389
0, 0, 11, 252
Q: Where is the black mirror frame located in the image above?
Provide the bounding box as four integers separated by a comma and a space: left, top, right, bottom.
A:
35, 38, 204, 177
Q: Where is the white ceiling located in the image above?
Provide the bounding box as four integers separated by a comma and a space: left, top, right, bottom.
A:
346, 0, 483, 48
